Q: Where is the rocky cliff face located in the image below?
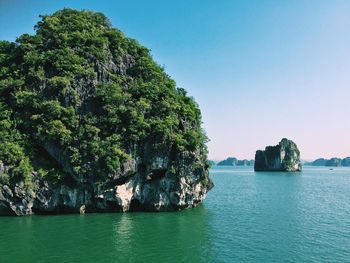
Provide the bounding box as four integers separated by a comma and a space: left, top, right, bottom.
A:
254, 138, 302, 172
0, 149, 213, 216
0, 9, 213, 216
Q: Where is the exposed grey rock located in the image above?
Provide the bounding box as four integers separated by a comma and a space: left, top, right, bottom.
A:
79, 205, 86, 214
2, 185, 13, 197
254, 138, 302, 172
0, 146, 213, 215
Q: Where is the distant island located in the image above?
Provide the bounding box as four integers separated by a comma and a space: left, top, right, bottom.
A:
304, 157, 350, 167
254, 138, 302, 172
216, 157, 255, 166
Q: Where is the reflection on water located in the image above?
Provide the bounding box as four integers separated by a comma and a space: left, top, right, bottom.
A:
0, 205, 213, 263
112, 206, 213, 262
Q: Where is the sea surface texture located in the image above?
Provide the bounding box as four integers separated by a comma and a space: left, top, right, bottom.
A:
1, 166, 349, 262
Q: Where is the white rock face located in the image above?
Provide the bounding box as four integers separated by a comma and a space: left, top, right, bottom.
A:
115, 181, 134, 211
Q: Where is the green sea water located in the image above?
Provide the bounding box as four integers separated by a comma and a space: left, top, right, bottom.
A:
1, 166, 350, 263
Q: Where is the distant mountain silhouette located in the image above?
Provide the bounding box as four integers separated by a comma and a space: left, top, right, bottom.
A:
304, 157, 350, 167
217, 157, 254, 166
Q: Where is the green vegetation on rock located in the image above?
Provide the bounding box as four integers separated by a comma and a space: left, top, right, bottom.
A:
0, 9, 209, 188
254, 138, 302, 172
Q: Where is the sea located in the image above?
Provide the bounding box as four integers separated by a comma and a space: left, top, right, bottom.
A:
1, 166, 349, 263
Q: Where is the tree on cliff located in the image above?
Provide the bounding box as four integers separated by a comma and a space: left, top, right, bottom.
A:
0, 9, 209, 188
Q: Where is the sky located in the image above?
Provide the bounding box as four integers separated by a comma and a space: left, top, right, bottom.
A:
0, 0, 349, 160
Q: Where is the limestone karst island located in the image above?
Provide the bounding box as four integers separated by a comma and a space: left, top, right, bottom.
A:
1, 2, 350, 263
0, 9, 213, 216
254, 138, 302, 172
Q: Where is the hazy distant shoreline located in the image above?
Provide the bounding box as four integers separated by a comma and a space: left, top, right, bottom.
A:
211, 156, 350, 167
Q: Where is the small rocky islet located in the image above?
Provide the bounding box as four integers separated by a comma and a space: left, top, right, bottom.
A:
0, 9, 213, 216
254, 138, 302, 172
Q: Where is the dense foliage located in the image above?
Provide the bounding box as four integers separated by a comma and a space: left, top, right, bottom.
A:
0, 9, 208, 187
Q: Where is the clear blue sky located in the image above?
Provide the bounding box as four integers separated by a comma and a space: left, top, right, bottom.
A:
1, 0, 349, 160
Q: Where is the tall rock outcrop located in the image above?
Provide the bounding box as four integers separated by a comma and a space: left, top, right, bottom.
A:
0, 9, 213, 215
254, 138, 302, 172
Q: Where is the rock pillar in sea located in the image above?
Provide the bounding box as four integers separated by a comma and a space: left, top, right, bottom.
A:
254, 138, 302, 172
